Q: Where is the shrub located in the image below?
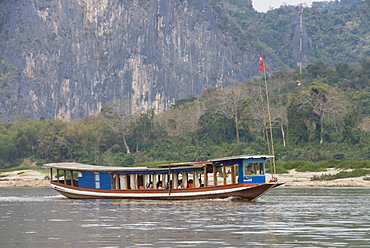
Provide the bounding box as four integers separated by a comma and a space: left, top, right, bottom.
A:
311, 169, 370, 181
311, 174, 336, 181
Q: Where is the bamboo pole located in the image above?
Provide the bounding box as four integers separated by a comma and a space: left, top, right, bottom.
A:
70, 171, 73, 186
231, 165, 236, 184
262, 57, 277, 181
168, 161, 171, 195
213, 166, 217, 186
204, 166, 208, 187
116, 174, 120, 189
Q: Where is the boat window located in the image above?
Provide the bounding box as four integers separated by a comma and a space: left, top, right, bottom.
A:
94, 172, 100, 189
245, 163, 256, 175
244, 163, 265, 175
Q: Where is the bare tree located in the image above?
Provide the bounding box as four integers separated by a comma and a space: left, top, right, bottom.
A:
245, 85, 269, 141
215, 86, 247, 143
271, 106, 288, 147
99, 99, 132, 154
247, 85, 288, 147
299, 83, 347, 144
156, 99, 205, 138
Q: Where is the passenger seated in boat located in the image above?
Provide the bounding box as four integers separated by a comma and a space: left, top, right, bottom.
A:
165, 181, 172, 189
199, 179, 204, 187
156, 181, 163, 189
177, 179, 183, 189
187, 179, 194, 188
147, 182, 153, 189
246, 165, 255, 175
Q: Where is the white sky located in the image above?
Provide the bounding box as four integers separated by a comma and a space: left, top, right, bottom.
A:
253, 1, 330, 12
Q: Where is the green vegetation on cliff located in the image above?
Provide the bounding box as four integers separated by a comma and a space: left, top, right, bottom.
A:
209, 0, 370, 67
1, 60, 370, 169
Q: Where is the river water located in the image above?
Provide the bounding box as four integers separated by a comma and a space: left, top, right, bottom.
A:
0, 187, 369, 247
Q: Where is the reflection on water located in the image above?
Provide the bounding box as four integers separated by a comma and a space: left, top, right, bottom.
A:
0, 187, 369, 247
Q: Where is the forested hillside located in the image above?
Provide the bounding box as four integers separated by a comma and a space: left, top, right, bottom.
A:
210, 0, 370, 68
2, 60, 370, 168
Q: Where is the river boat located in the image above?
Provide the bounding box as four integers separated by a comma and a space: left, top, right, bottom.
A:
44, 155, 283, 201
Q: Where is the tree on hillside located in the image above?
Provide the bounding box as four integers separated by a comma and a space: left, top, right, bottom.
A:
62, 117, 105, 164
156, 97, 204, 138
248, 86, 268, 139
287, 99, 311, 145
341, 106, 361, 144
306, 62, 332, 78
37, 120, 68, 161
271, 105, 288, 147
197, 111, 235, 144
0, 125, 17, 167
299, 82, 347, 144
214, 86, 248, 143
130, 109, 168, 152
100, 104, 131, 154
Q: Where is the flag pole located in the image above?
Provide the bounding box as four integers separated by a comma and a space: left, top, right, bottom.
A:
260, 55, 277, 182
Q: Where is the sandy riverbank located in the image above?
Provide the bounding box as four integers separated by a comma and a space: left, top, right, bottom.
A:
275, 168, 370, 187
0, 170, 50, 187
1, 169, 370, 187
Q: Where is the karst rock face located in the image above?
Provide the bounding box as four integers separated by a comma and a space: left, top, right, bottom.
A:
0, 0, 258, 122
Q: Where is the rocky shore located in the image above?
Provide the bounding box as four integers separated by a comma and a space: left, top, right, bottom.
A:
1, 169, 370, 187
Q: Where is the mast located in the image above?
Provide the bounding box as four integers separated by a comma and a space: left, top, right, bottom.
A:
259, 55, 277, 181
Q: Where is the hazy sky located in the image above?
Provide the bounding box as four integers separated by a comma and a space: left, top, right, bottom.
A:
253, 0, 330, 12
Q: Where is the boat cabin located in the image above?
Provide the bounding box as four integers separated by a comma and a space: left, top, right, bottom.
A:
44, 155, 273, 191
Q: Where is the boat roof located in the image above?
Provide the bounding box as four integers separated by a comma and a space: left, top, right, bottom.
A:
209, 155, 273, 162
44, 162, 206, 172
44, 155, 273, 172
154, 161, 212, 168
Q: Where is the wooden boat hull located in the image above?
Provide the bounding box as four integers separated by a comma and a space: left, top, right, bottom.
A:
50, 181, 283, 201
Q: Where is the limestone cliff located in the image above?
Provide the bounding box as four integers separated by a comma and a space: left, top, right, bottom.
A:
0, 0, 259, 121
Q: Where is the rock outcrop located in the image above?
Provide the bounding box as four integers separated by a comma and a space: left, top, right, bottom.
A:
0, 0, 259, 121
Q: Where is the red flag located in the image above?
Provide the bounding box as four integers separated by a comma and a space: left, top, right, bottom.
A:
258, 54, 265, 72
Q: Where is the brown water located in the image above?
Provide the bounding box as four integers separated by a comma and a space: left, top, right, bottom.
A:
0, 187, 369, 247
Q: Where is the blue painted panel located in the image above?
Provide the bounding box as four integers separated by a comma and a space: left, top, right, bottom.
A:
238, 158, 267, 184
99, 172, 111, 190
238, 163, 244, 183
77, 171, 111, 190
78, 171, 95, 189
241, 175, 266, 183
